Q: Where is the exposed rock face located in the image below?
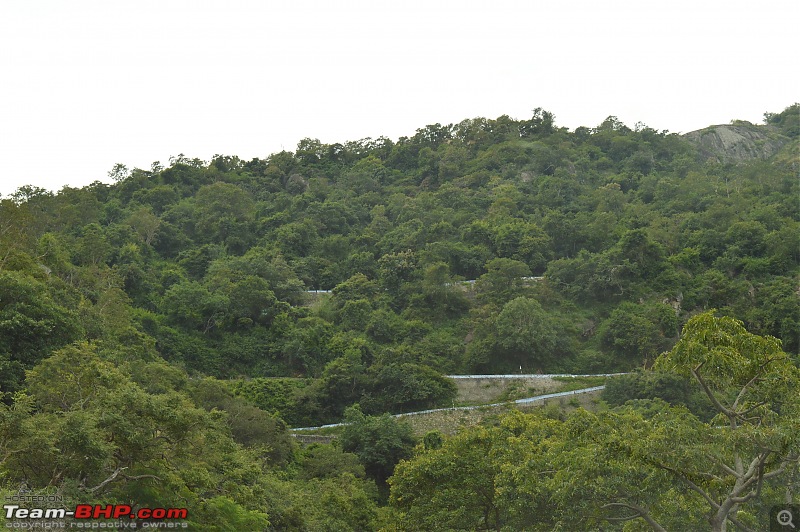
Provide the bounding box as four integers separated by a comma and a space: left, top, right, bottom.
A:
683, 124, 789, 163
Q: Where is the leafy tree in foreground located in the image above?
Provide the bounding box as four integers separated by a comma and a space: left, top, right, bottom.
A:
3, 343, 273, 529
537, 312, 799, 530
388, 311, 799, 531
390, 414, 565, 531
652, 311, 800, 531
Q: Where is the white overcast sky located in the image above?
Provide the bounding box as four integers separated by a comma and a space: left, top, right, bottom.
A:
0, 0, 797, 197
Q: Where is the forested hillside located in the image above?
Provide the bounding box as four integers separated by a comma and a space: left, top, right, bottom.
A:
1, 104, 797, 529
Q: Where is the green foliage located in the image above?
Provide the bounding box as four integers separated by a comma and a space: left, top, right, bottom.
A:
296, 444, 365, 481
421, 430, 443, 450
764, 102, 800, 138
602, 370, 716, 420
475, 257, 532, 304
599, 301, 678, 364
162, 280, 227, 332
390, 421, 522, 530
187, 377, 296, 465
0, 271, 83, 368
194, 182, 255, 251
340, 405, 416, 490
4, 344, 269, 527
193, 496, 270, 532
0, 271, 84, 393
494, 297, 558, 364
231, 378, 310, 426
1, 105, 798, 527
360, 362, 457, 414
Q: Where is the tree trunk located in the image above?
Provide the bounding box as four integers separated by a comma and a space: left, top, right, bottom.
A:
710, 516, 726, 532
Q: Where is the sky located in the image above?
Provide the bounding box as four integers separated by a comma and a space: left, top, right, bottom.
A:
0, 0, 797, 197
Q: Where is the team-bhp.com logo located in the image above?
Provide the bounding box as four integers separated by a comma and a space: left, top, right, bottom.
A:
4, 504, 188, 528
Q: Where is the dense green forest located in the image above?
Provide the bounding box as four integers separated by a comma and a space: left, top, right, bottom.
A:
0, 104, 797, 530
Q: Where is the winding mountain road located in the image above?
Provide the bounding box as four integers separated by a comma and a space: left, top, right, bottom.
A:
291, 373, 622, 431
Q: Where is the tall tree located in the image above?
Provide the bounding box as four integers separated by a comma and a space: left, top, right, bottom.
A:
653, 311, 800, 531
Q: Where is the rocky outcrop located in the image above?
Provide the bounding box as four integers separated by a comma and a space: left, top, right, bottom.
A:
684, 123, 789, 163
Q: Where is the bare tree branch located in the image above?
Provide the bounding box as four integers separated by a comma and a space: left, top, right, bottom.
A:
87, 467, 126, 494
600, 502, 667, 532
691, 366, 736, 426
731, 359, 774, 412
